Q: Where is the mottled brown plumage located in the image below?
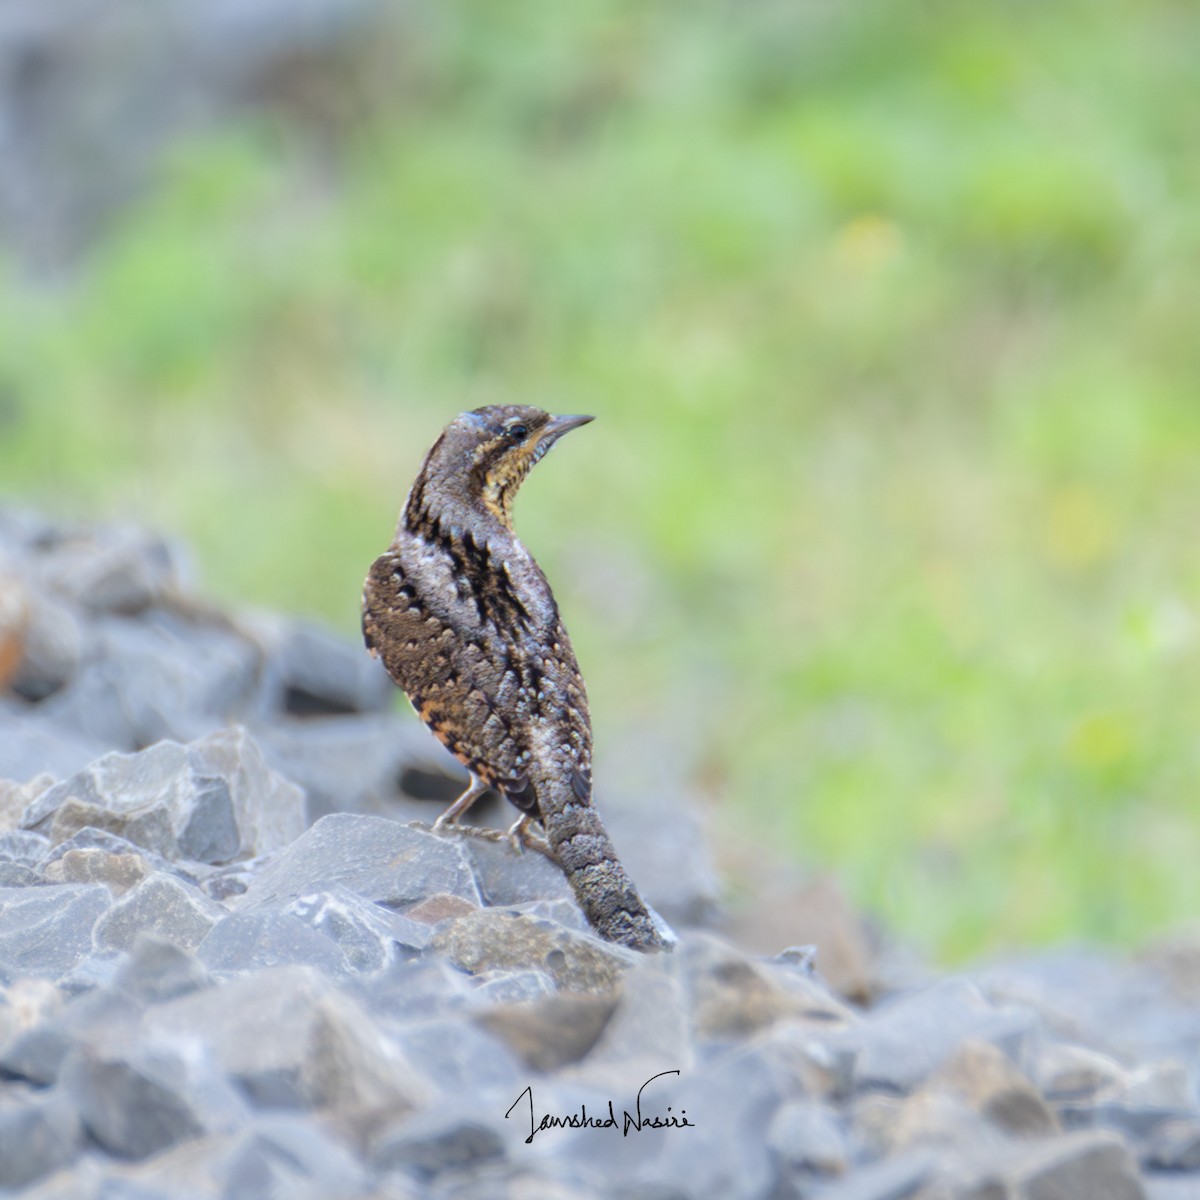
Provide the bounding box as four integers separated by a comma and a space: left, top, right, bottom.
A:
362, 405, 668, 952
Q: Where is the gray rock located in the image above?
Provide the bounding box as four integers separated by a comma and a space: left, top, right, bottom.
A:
566, 1048, 783, 1200
6, 591, 83, 703
252, 616, 395, 718
146, 965, 430, 1132
0, 861, 40, 886
1058, 1100, 1196, 1143
22, 729, 305, 864
252, 712, 426, 822
369, 1103, 506, 1181
283, 886, 432, 973
196, 911, 352, 977
431, 909, 635, 995
0, 1021, 75, 1085
576, 955, 693, 1072
840, 977, 1037, 1094
947, 1130, 1145, 1200
769, 1098, 849, 1176
930, 1039, 1058, 1137
93, 872, 225, 953
0, 828, 51, 865
220, 1114, 368, 1200
0, 713, 107, 785
35, 610, 259, 750
1144, 1118, 1200, 1170
188, 727, 308, 861
62, 1038, 247, 1160
42, 846, 152, 894
477, 992, 618, 1073
389, 1018, 524, 1094
471, 970, 557, 1007
509, 897, 591, 934
461, 835, 574, 907
0, 883, 110, 979
31, 525, 186, 615
112, 934, 212, 1004
681, 932, 853, 1043
0, 1085, 81, 1189
351, 958, 476, 1024
816, 1151, 936, 1200
236, 813, 480, 911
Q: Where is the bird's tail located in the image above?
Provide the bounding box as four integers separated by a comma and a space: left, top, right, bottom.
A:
540, 783, 671, 953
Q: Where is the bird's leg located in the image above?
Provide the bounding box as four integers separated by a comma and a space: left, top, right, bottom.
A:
432, 774, 491, 832
506, 814, 555, 861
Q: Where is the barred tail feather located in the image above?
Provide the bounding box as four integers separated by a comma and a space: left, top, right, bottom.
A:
542, 795, 670, 953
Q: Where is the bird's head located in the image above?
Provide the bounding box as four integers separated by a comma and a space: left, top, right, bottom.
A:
436, 405, 594, 526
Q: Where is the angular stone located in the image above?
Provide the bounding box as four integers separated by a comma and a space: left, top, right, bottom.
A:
682, 933, 853, 1042
840, 977, 1037, 1093
249, 616, 395, 718
42, 847, 151, 894
219, 1114, 368, 1200
722, 873, 879, 1003
567, 1046, 783, 1200
283, 886, 432, 973
471, 970, 556, 1007
0, 884, 110, 979
188, 727, 307, 861
94, 874, 225, 953
35, 609, 259, 752
146, 966, 428, 1137
351, 958, 475, 1024
461, 835, 574, 907
369, 1103, 506, 1181
62, 1038, 247, 1160
815, 1151, 937, 1200
0, 829, 51, 866
5, 591, 82, 704
22, 741, 232, 860
769, 1098, 849, 1176
236, 814, 480, 911
405, 892, 479, 925
477, 992, 619, 1072
197, 911, 352, 977
112, 934, 212, 1005
432, 909, 635, 994
577, 955, 692, 1072
0, 862, 39, 886
252, 711, 425, 822
0, 976, 63, 1045
0, 772, 49, 832
390, 1016, 526, 1096
510, 897, 590, 934
1145, 1118, 1200, 1170
888, 1088, 1005, 1155
932, 1039, 1058, 1137
0, 1085, 81, 1190
0, 717, 105, 787
948, 1130, 1145, 1200
22, 729, 304, 864
1032, 1040, 1128, 1102
33, 523, 185, 615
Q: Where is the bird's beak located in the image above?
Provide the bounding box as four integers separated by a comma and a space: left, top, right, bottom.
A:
542, 413, 595, 444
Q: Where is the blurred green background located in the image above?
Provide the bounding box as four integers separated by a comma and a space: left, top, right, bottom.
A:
2, 0, 1198, 961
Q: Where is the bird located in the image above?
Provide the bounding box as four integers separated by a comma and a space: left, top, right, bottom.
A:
362, 405, 669, 952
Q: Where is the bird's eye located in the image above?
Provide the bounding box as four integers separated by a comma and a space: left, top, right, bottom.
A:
506, 423, 528, 441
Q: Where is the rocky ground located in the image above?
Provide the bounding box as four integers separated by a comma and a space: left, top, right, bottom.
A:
0, 510, 1198, 1199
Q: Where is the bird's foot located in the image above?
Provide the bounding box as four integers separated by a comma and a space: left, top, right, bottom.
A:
506, 815, 555, 861
430, 817, 503, 843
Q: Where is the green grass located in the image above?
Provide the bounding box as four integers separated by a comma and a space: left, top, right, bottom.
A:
3, 0, 1199, 960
